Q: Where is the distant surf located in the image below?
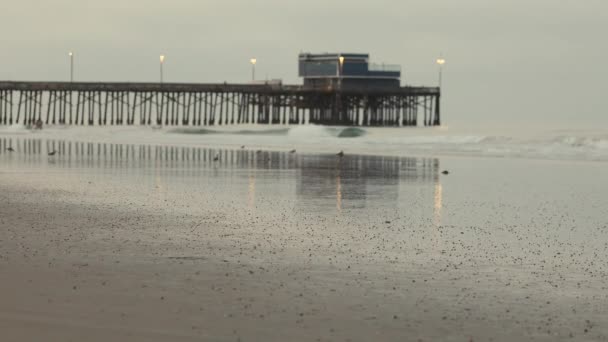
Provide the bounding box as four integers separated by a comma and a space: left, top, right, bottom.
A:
168, 127, 291, 136
168, 125, 367, 138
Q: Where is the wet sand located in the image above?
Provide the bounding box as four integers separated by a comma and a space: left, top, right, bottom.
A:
1, 140, 608, 341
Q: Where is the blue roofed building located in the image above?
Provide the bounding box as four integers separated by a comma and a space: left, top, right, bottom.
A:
298, 53, 401, 89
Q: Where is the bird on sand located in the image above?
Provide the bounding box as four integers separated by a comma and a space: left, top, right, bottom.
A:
289, 149, 296, 154
441, 170, 449, 175
213, 154, 220, 161
6, 147, 15, 152
48, 151, 57, 156
337, 151, 345, 157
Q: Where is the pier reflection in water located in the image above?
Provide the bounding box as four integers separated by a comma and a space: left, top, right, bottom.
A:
0, 137, 442, 219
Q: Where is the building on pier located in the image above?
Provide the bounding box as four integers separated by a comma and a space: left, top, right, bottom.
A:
299, 53, 401, 89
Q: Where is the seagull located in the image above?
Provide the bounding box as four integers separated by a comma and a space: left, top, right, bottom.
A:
289, 149, 296, 154
48, 151, 57, 156
441, 170, 449, 175
6, 147, 15, 152
336, 151, 344, 157
213, 154, 220, 162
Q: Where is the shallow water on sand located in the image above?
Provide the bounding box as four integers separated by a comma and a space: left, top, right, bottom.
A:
1, 137, 608, 273
1, 137, 608, 341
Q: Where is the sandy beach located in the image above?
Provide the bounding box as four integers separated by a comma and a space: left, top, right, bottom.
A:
1, 137, 608, 341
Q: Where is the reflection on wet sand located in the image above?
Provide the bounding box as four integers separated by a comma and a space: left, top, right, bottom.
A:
432, 182, 444, 253
0, 137, 442, 215
296, 153, 440, 212
434, 183, 443, 226
248, 175, 256, 209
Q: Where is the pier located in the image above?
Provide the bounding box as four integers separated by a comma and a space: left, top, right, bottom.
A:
0, 53, 441, 127
0, 81, 439, 127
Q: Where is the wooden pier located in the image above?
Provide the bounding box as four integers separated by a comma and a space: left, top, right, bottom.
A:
0, 81, 440, 127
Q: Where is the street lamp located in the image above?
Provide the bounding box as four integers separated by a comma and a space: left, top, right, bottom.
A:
436, 56, 446, 88
338, 56, 345, 88
68, 51, 74, 82
435, 56, 446, 127
160, 55, 165, 84
250, 58, 257, 82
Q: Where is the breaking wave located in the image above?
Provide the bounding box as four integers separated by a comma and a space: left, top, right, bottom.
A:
287, 125, 366, 138
168, 127, 290, 135
169, 125, 367, 138
551, 135, 608, 150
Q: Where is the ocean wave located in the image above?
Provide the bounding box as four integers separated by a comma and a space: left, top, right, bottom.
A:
552, 136, 608, 150
367, 134, 489, 146
287, 125, 367, 138
168, 126, 367, 138
337, 127, 367, 138
168, 127, 290, 135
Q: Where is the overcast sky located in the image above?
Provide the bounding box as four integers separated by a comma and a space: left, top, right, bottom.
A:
1, 0, 606, 127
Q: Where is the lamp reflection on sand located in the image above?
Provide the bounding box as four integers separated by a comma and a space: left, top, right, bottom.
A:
434, 183, 443, 226
336, 173, 342, 213
248, 174, 256, 209
432, 181, 444, 253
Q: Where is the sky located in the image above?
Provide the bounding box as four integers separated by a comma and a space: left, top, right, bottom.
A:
1, 0, 607, 127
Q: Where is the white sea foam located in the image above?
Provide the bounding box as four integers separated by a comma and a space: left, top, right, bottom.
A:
0, 124, 30, 134
1, 124, 607, 162
287, 125, 335, 138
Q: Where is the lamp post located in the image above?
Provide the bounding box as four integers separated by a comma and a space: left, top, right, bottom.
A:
68, 51, 74, 82
435, 56, 446, 127
160, 55, 165, 84
436, 56, 446, 88
250, 58, 257, 82
68, 51, 74, 124
338, 56, 345, 89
